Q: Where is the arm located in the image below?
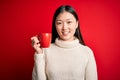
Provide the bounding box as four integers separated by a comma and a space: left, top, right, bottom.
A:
85, 47, 98, 80
32, 52, 47, 80
31, 36, 47, 80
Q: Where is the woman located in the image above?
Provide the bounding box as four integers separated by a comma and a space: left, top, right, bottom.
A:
31, 5, 98, 80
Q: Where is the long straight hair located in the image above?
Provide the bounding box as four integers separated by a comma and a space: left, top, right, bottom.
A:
52, 5, 85, 45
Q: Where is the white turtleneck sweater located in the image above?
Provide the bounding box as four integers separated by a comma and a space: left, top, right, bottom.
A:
32, 38, 98, 80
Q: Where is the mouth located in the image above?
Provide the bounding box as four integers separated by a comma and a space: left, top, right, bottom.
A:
62, 31, 70, 36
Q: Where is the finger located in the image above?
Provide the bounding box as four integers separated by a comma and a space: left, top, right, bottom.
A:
31, 40, 35, 46
33, 37, 39, 42
32, 41, 40, 46
33, 42, 41, 48
31, 36, 38, 41
37, 43, 40, 47
31, 36, 39, 44
31, 36, 36, 40
36, 42, 40, 45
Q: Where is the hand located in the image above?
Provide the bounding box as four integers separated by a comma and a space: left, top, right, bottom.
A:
31, 36, 43, 54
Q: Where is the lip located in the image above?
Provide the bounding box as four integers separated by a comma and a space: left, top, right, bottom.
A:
62, 31, 69, 36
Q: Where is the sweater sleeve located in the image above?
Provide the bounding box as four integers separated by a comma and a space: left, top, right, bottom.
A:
85, 47, 98, 80
32, 51, 47, 80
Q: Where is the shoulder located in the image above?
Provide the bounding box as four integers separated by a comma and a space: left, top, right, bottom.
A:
79, 44, 94, 57
84, 46, 95, 59
84, 46, 93, 54
78, 44, 92, 51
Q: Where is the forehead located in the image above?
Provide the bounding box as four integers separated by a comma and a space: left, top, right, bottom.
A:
56, 11, 75, 20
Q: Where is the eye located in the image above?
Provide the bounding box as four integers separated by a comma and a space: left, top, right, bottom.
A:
56, 22, 62, 25
67, 21, 72, 24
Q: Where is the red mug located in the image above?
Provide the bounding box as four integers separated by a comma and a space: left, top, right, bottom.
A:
38, 33, 52, 48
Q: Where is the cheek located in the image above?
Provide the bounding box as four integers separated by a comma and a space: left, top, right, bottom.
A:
56, 27, 61, 33
70, 26, 77, 32
70, 27, 77, 36
72, 29, 76, 35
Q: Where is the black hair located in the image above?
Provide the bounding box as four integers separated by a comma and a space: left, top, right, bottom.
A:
52, 5, 85, 45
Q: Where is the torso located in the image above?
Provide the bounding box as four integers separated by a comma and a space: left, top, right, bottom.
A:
44, 43, 89, 80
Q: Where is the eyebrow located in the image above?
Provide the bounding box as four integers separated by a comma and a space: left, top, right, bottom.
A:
56, 18, 73, 21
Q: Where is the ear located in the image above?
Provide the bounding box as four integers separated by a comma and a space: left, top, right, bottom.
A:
75, 21, 79, 28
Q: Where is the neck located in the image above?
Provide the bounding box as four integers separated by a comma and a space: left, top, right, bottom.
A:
55, 37, 80, 49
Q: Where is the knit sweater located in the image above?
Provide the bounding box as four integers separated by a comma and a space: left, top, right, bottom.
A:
32, 38, 98, 80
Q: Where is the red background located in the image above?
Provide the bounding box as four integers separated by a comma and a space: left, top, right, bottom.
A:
0, 0, 120, 80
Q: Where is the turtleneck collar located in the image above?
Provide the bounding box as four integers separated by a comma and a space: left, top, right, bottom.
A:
55, 38, 80, 49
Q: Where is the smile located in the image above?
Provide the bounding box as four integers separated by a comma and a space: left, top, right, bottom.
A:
62, 31, 70, 36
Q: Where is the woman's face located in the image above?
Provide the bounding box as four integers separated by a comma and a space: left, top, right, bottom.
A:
55, 11, 78, 41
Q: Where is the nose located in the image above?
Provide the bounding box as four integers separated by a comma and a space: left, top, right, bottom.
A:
63, 22, 68, 29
